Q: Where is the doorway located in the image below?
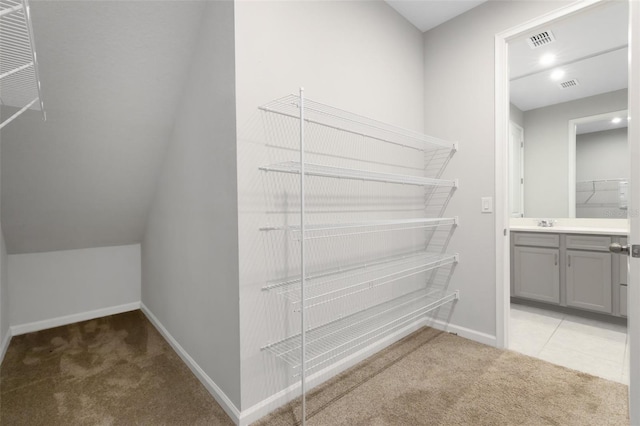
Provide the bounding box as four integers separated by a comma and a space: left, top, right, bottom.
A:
495, 0, 640, 422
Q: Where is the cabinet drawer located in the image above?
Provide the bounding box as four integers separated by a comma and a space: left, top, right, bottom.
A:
566, 235, 611, 251
513, 233, 559, 248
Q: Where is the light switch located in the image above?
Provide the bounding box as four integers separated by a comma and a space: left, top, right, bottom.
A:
481, 197, 493, 213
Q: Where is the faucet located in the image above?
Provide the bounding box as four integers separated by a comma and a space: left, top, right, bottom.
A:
538, 219, 555, 228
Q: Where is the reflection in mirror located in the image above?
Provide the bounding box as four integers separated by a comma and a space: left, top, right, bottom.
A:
507, 1, 628, 219
573, 111, 628, 218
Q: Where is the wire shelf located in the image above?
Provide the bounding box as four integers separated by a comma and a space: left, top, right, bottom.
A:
0, 0, 44, 128
261, 217, 457, 239
262, 289, 458, 375
260, 161, 458, 188
259, 94, 456, 153
264, 251, 458, 308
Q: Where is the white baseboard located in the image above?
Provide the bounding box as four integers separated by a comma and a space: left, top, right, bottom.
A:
140, 302, 241, 425
238, 318, 428, 426
239, 317, 495, 424
425, 317, 497, 347
136, 303, 495, 425
0, 328, 11, 365
10, 301, 141, 336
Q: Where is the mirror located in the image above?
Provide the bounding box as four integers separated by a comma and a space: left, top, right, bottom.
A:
508, 1, 628, 218
571, 110, 629, 219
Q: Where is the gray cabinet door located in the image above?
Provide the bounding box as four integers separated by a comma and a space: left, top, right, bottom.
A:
513, 246, 560, 303
566, 250, 612, 313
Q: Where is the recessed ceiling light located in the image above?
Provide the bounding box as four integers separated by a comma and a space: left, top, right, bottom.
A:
540, 53, 556, 66
550, 69, 565, 80
612, 117, 622, 124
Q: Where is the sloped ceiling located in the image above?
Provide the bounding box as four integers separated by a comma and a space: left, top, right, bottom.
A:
0, 1, 206, 254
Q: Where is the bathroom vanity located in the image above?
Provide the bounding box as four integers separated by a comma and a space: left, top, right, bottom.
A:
510, 220, 628, 318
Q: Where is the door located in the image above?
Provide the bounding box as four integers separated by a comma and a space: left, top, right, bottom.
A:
509, 122, 524, 218
513, 246, 560, 304
566, 249, 612, 314
627, 0, 640, 419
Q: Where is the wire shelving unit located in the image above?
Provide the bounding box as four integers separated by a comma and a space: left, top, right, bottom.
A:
260, 217, 457, 236
259, 94, 456, 153
262, 288, 459, 376
258, 90, 459, 424
264, 251, 458, 308
259, 161, 458, 187
0, 0, 45, 129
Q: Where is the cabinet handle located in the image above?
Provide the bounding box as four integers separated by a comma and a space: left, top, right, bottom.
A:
555, 253, 558, 266
568, 255, 571, 267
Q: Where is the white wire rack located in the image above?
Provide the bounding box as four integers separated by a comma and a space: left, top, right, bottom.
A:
262, 288, 458, 376
260, 217, 457, 239
259, 90, 459, 424
0, 0, 44, 129
260, 161, 458, 187
576, 178, 627, 208
259, 94, 457, 153
264, 251, 458, 308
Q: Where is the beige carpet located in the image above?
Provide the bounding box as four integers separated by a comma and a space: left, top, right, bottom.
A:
255, 327, 629, 426
0, 310, 233, 425
1, 313, 629, 425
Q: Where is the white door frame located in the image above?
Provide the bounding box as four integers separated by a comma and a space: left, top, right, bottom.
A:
626, 0, 639, 420
508, 121, 525, 218
495, 0, 639, 421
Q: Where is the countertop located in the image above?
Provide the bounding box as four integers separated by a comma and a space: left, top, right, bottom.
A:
510, 225, 628, 236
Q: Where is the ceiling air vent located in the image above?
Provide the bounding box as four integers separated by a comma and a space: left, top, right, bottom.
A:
526, 30, 556, 49
559, 79, 579, 89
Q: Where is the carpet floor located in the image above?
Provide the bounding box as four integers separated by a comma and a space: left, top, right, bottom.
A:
0, 310, 233, 425
255, 327, 629, 426
0, 312, 629, 425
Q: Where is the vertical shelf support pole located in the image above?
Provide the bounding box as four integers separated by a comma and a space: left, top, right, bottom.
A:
299, 87, 307, 426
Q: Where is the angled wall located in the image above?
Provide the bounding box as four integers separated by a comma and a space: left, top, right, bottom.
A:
141, 0, 241, 414
0, 224, 7, 362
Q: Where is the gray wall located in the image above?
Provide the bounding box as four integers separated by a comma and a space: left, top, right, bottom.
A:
234, 0, 426, 409
422, 1, 574, 339
577, 128, 628, 182
576, 127, 628, 218
0, 225, 7, 354
510, 103, 524, 128
9, 244, 140, 328
523, 89, 627, 217
0, 121, 7, 353
141, 1, 241, 408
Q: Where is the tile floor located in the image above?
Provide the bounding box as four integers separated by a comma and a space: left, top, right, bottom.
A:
509, 303, 629, 384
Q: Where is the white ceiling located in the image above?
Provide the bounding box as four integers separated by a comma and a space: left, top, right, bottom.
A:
577, 116, 628, 135
0, 1, 205, 254
509, 1, 628, 111
385, 0, 487, 32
